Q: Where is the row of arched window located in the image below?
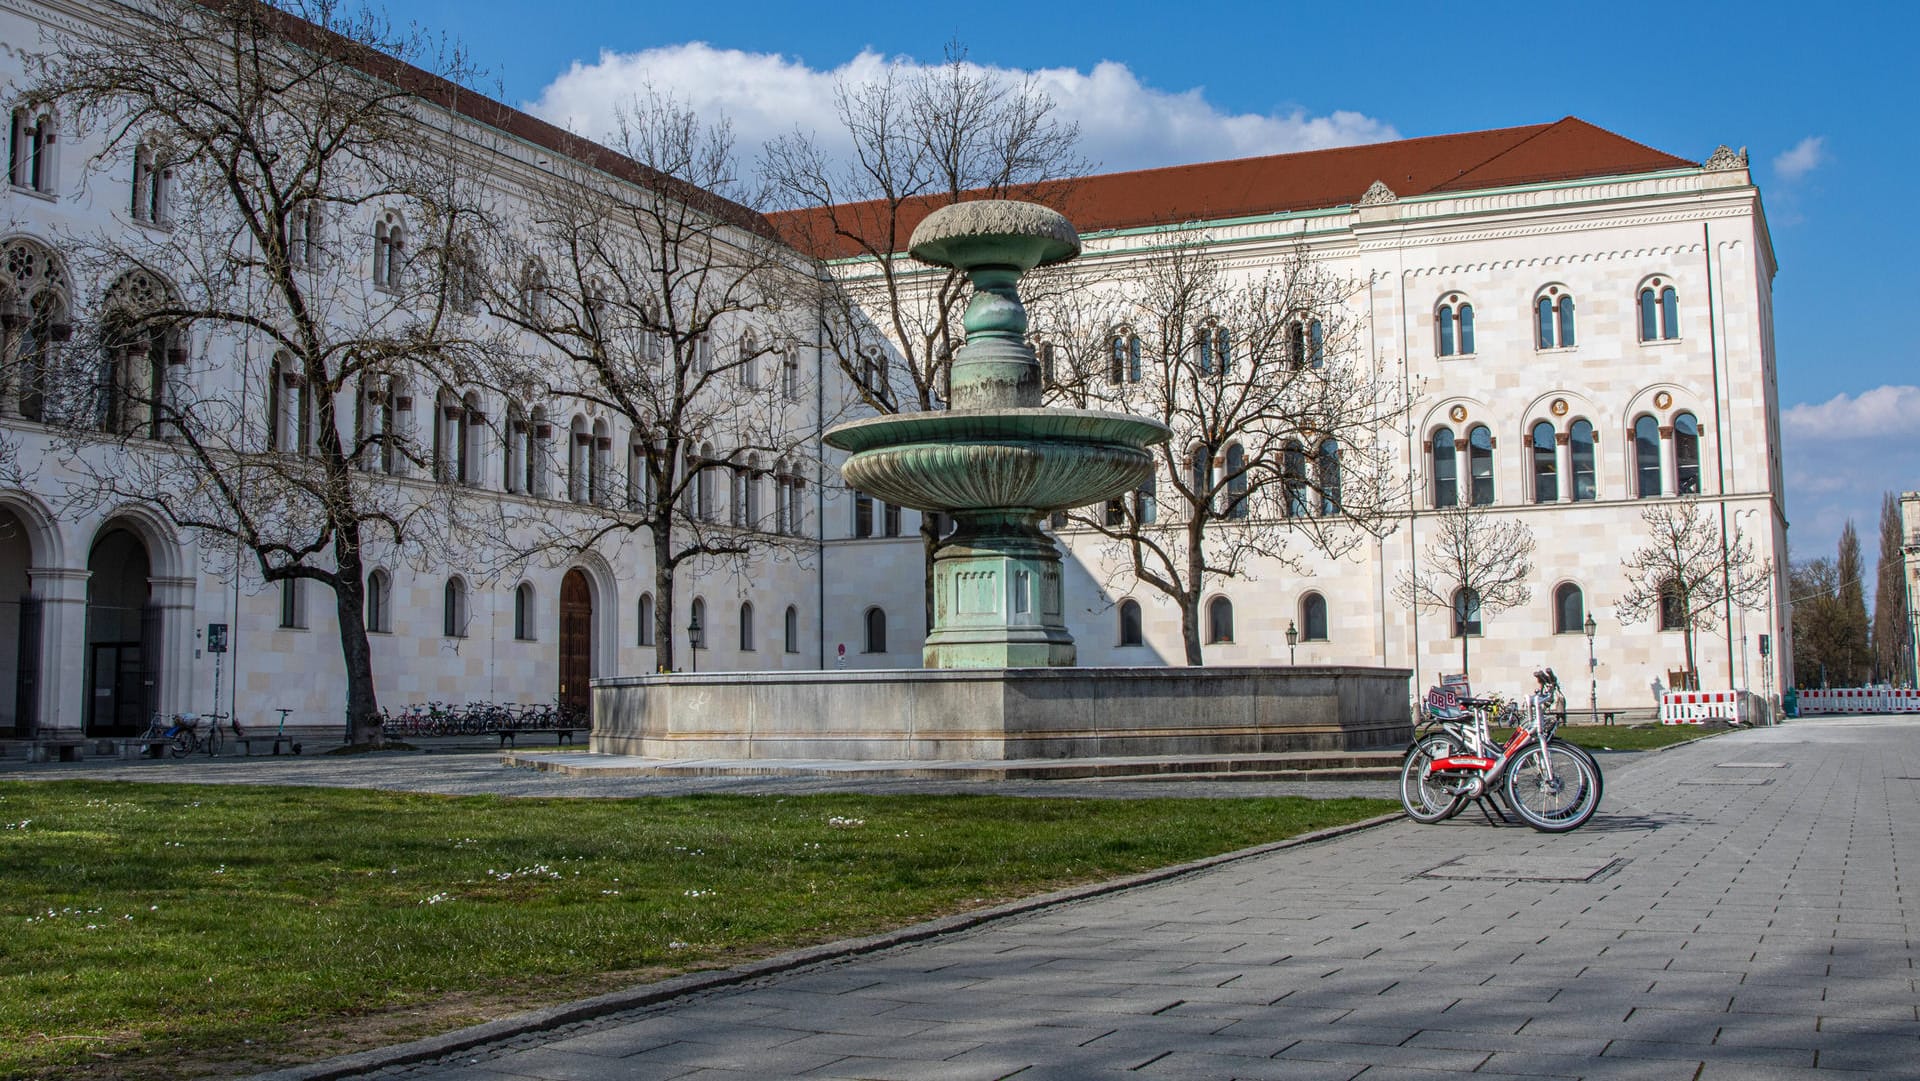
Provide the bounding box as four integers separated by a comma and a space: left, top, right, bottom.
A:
1100, 318, 1326, 385
1114, 593, 1332, 648
1434, 278, 1682, 357
1430, 410, 1701, 507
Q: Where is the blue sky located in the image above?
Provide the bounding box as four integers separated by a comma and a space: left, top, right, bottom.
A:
386, 0, 1918, 583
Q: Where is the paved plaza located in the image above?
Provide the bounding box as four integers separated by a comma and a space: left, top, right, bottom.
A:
237, 715, 1920, 1080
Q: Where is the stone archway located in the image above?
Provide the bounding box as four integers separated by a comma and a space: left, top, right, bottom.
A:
558, 568, 592, 719
0, 506, 41, 736
84, 528, 155, 736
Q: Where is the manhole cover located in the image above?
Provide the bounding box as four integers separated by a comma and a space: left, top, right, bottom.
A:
1682, 777, 1773, 785
1716, 761, 1788, 768
1420, 855, 1626, 883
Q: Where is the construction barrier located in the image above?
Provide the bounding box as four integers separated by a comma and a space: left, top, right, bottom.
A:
1659, 690, 1750, 725
1796, 688, 1920, 715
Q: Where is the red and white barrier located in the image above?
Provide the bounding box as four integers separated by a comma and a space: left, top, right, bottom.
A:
1660, 690, 1749, 725
1797, 688, 1920, 715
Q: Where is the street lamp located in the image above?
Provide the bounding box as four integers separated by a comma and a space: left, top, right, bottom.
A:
687, 610, 704, 674
1584, 612, 1599, 725
1285, 620, 1298, 666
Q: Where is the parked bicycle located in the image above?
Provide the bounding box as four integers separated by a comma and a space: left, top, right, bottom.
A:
1400, 668, 1602, 832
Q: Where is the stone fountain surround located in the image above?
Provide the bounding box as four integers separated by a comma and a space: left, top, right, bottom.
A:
591, 665, 1412, 761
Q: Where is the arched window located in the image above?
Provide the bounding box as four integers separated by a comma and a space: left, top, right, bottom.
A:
526, 406, 549, 497
431, 389, 460, 481
503, 400, 526, 492
1658, 580, 1686, 631
1639, 279, 1680, 341
1198, 324, 1230, 375
590, 419, 611, 505
567, 415, 590, 503
1207, 596, 1235, 644
782, 345, 801, 401
637, 593, 655, 646
365, 569, 390, 633
1453, 587, 1482, 638
1431, 426, 1458, 508
864, 606, 887, 654
2, 238, 70, 423
1634, 415, 1662, 498
739, 601, 755, 651
1287, 317, 1325, 370
267, 353, 312, 456
1188, 444, 1211, 503
287, 201, 324, 268
1134, 473, 1157, 525
1301, 592, 1329, 642
100, 269, 178, 439
518, 258, 547, 320
1531, 420, 1558, 504
690, 597, 707, 651
1283, 440, 1310, 518
459, 392, 484, 487
1569, 419, 1596, 502
1316, 439, 1341, 515
443, 577, 468, 638
1224, 443, 1249, 519
784, 605, 799, 654
514, 582, 535, 641
738, 331, 759, 389
1467, 425, 1494, 506
696, 442, 717, 521
8, 106, 56, 193
1673, 412, 1701, 495
1118, 599, 1144, 647
373, 212, 404, 291
1553, 583, 1585, 635
1535, 287, 1575, 349
1436, 294, 1474, 356
130, 142, 171, 225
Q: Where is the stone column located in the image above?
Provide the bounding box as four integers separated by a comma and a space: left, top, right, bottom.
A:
150, 575, 197, 716
28, 566, 88, 736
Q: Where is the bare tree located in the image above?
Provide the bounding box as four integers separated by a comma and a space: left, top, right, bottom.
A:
481, 91, 818, 671
1394, 502, 1536, 681
763, 43, 1085, 633
1873, 493, 1911, 686
1617, 499, 1771, 684
1038, 234, 1410, 665
24, 0, 494, 743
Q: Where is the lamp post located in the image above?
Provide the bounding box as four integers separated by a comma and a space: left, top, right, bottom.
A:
688, 610, 704, 674
1733, 507, 1759, 696
1285, 620, 1298, 666
1584, 612, 1599, 725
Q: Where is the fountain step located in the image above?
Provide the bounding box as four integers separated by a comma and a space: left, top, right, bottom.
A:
499, 750, 1404, 782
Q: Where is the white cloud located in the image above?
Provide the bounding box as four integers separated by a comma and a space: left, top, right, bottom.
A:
1772, 135, 1826, 181
524, 44, 1398, 180
1782, 385, 1920, 439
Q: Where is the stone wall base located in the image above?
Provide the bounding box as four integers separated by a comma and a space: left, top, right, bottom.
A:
592, 665, 1413, 761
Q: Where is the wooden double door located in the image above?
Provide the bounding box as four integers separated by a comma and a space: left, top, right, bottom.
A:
558, 569, 592, 716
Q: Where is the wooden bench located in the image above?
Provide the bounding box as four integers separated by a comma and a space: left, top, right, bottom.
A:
495, 727, 586, 748
233, 733, 301, 756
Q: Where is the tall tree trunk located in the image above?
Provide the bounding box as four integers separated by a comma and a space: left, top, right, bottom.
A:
332, 529, 379, 746
1184, 531, 1207, 666
653, 531, 677, 672
1459, 633, 1469, 682
1180, 592, 1203, 666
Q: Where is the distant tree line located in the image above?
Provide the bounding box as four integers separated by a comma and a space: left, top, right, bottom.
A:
1791, 492, 1913, 689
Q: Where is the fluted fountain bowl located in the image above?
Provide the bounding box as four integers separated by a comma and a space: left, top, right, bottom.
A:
825, 408, 1166, 514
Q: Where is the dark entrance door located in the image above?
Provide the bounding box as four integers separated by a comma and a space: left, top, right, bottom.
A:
88, 642, 149, 736
558, 569, 592, 720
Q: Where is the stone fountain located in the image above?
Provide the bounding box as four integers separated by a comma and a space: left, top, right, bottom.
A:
589, 202, 1411, 764
823, 201, 1168, 668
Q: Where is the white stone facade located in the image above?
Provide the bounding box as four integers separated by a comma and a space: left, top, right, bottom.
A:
1, 0, 1790, 746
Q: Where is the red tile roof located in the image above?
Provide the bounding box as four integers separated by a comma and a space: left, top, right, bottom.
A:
767, 118, 1696, 261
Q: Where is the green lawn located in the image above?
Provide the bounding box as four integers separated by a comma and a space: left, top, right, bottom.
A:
1495, 722, 1725, 752
0, 782, 1393, 1080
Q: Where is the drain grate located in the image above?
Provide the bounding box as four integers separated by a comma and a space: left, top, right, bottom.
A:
1420, 855, 1627, 883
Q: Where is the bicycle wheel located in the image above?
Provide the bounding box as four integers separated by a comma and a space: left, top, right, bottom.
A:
205, 724, 221, 757
168, 734, 194, 758
1502, 743, 1600, 833
1400, 734, 1468, 823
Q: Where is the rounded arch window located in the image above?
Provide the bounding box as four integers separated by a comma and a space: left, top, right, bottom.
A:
1467, 425, 1494, 505
1535, 285, 1576, 349
1530, 420, 1558, 504
1206, 596, 1234, 644
513, 581, 535, 641
443, 577, 468, 638
1553, 582, 1585, 635
1430, 425, 1458, 508
739, 601, 755, 651
1634, 414, 1662, 498
784, 605, 800, 654
1300, 593, 1328, 642
1436, 294, 1474, 356
864, 606, 888, 654
1118, 599, 1144, 647
1569, 419, 1597, 501
365, 568, 391, 634
637, 592, 655, 646
1673, 412, 1701, 494
1452, 587, 1482, 638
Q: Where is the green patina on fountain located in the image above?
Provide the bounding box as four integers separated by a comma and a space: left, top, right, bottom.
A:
824, 201, 1170, 668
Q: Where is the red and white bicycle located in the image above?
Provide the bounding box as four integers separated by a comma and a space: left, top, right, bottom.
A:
1400, 669, 1602, 832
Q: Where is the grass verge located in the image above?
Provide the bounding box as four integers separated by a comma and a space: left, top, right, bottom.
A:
1488, 722, 1725, 752
0, 781, 1393, 1080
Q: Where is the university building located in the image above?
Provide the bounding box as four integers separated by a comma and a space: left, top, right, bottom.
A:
1, 0, 1788, 748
